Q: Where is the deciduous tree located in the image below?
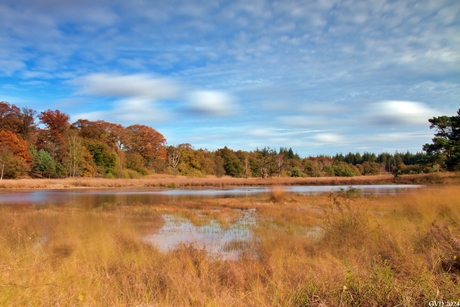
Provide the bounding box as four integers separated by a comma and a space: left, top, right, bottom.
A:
37, 109, 70, 163
0, 130, 31, 178
125, 125, 166, 169
0, 130, 31, 162
167, 143, 191, 174
0, 102, 37, 142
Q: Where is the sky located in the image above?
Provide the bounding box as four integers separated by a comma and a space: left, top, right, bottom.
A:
1, 0, 459, 157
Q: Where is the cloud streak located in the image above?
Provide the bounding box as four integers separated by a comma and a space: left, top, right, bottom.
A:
367, 101, 437, 126
71, 73, 179, 99
70, 73, 238, 124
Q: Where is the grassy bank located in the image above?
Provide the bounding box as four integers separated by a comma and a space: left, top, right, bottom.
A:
0, 172, 458, 189
1, 182, 460, 306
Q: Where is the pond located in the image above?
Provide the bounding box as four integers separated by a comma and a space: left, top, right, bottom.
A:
0, 184, 423, 259
143, 210, 257, 260
0, 184, 423, 206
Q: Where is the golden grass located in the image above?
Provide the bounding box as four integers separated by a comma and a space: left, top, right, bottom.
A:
1, 171, 458, 189
1, 183, 460, 306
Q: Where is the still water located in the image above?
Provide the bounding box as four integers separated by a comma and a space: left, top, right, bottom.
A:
0, 184, 423, 206
143, 211, 257, 260
0, 184, 422, 259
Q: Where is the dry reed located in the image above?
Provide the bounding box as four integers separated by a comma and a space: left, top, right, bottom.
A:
0, 182, 459, 306
1, 172, 457, 190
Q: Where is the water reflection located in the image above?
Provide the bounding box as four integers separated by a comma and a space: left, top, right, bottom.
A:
143, 210, 256, 260
0, 184, 423, 206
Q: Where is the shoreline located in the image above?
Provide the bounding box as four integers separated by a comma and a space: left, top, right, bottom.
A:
0, 172, 456, 190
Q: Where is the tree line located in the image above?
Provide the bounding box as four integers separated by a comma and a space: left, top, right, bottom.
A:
0, 101, 458, 179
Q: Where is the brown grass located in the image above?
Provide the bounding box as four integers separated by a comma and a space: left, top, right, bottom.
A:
0, 182, 460, 306
1, 172, 458, 190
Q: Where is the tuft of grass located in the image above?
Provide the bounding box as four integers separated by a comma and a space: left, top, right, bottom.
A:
269, 186, 285, 202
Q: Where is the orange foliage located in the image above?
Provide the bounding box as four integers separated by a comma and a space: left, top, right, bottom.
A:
0, 130, 31, 162
125, 125, 166, 162
38, 109, 70, 144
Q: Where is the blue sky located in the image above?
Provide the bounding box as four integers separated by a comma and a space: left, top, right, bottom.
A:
1, 0, 459, 157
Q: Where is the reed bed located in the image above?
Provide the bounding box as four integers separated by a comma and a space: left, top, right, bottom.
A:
0, 183, 459, 306
0, 172, 457, 189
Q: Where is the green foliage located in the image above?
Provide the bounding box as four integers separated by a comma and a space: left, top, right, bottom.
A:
303, 159, 321, 177
360, 161, 381, 175
423, 109, 460, 171
0, 150, 28, 179
85, 140, 118, 176
120, 169, 143, 179
331, 162, 356, 177
323, 165, 335, 176
29, 148, 57, 178
125, 152, 148, 176
214, 155, 225, 177
289, 167, 301, 177
279, 147, 300, 160
216, 147, 244, 177
254, 147, 280, 178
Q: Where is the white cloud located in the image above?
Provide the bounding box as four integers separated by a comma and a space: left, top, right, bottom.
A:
72, 73, 179, 100
314, 133, 342, 144
70, 73, 239, 123
187, 90, 237, 116
367, 101, 436, 126
70, 73, 180, 124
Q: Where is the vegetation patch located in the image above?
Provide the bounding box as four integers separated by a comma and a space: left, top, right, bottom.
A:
1, 183, 460, 305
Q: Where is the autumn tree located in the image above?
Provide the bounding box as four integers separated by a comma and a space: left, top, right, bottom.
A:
0, 102, 22, 133
214, 155, 225, 177
254, 147, 278, 178
17, 107, 37, 143
302, 156, 332, 177
236, 150, 250, 178
167, 143, 191, 175
0, 130, 31, 178
125, 152, 148, 175
125, 125, 166, 171
66, 129, 84, 177
71, 119, 128, 177
72, 120, 126, 149
195, 149, 217, 176
360, 161, 381, 175
37, 109, 70, 166
0, 102, 37, 142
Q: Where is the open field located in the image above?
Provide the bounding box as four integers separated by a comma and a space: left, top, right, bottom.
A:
1, 180, 460, 306
0, 172, 458, 189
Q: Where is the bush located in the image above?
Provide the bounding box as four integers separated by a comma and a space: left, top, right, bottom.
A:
120, 169, 144, 179
0, 152, 29, 179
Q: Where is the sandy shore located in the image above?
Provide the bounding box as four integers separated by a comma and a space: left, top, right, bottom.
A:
0, 173, 454, 189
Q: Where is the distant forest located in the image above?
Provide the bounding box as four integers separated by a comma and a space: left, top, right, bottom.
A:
0, 101, 458, 179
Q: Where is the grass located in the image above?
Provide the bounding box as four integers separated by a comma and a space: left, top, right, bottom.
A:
0, 171, 458, 189
1, 179, 460, 306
